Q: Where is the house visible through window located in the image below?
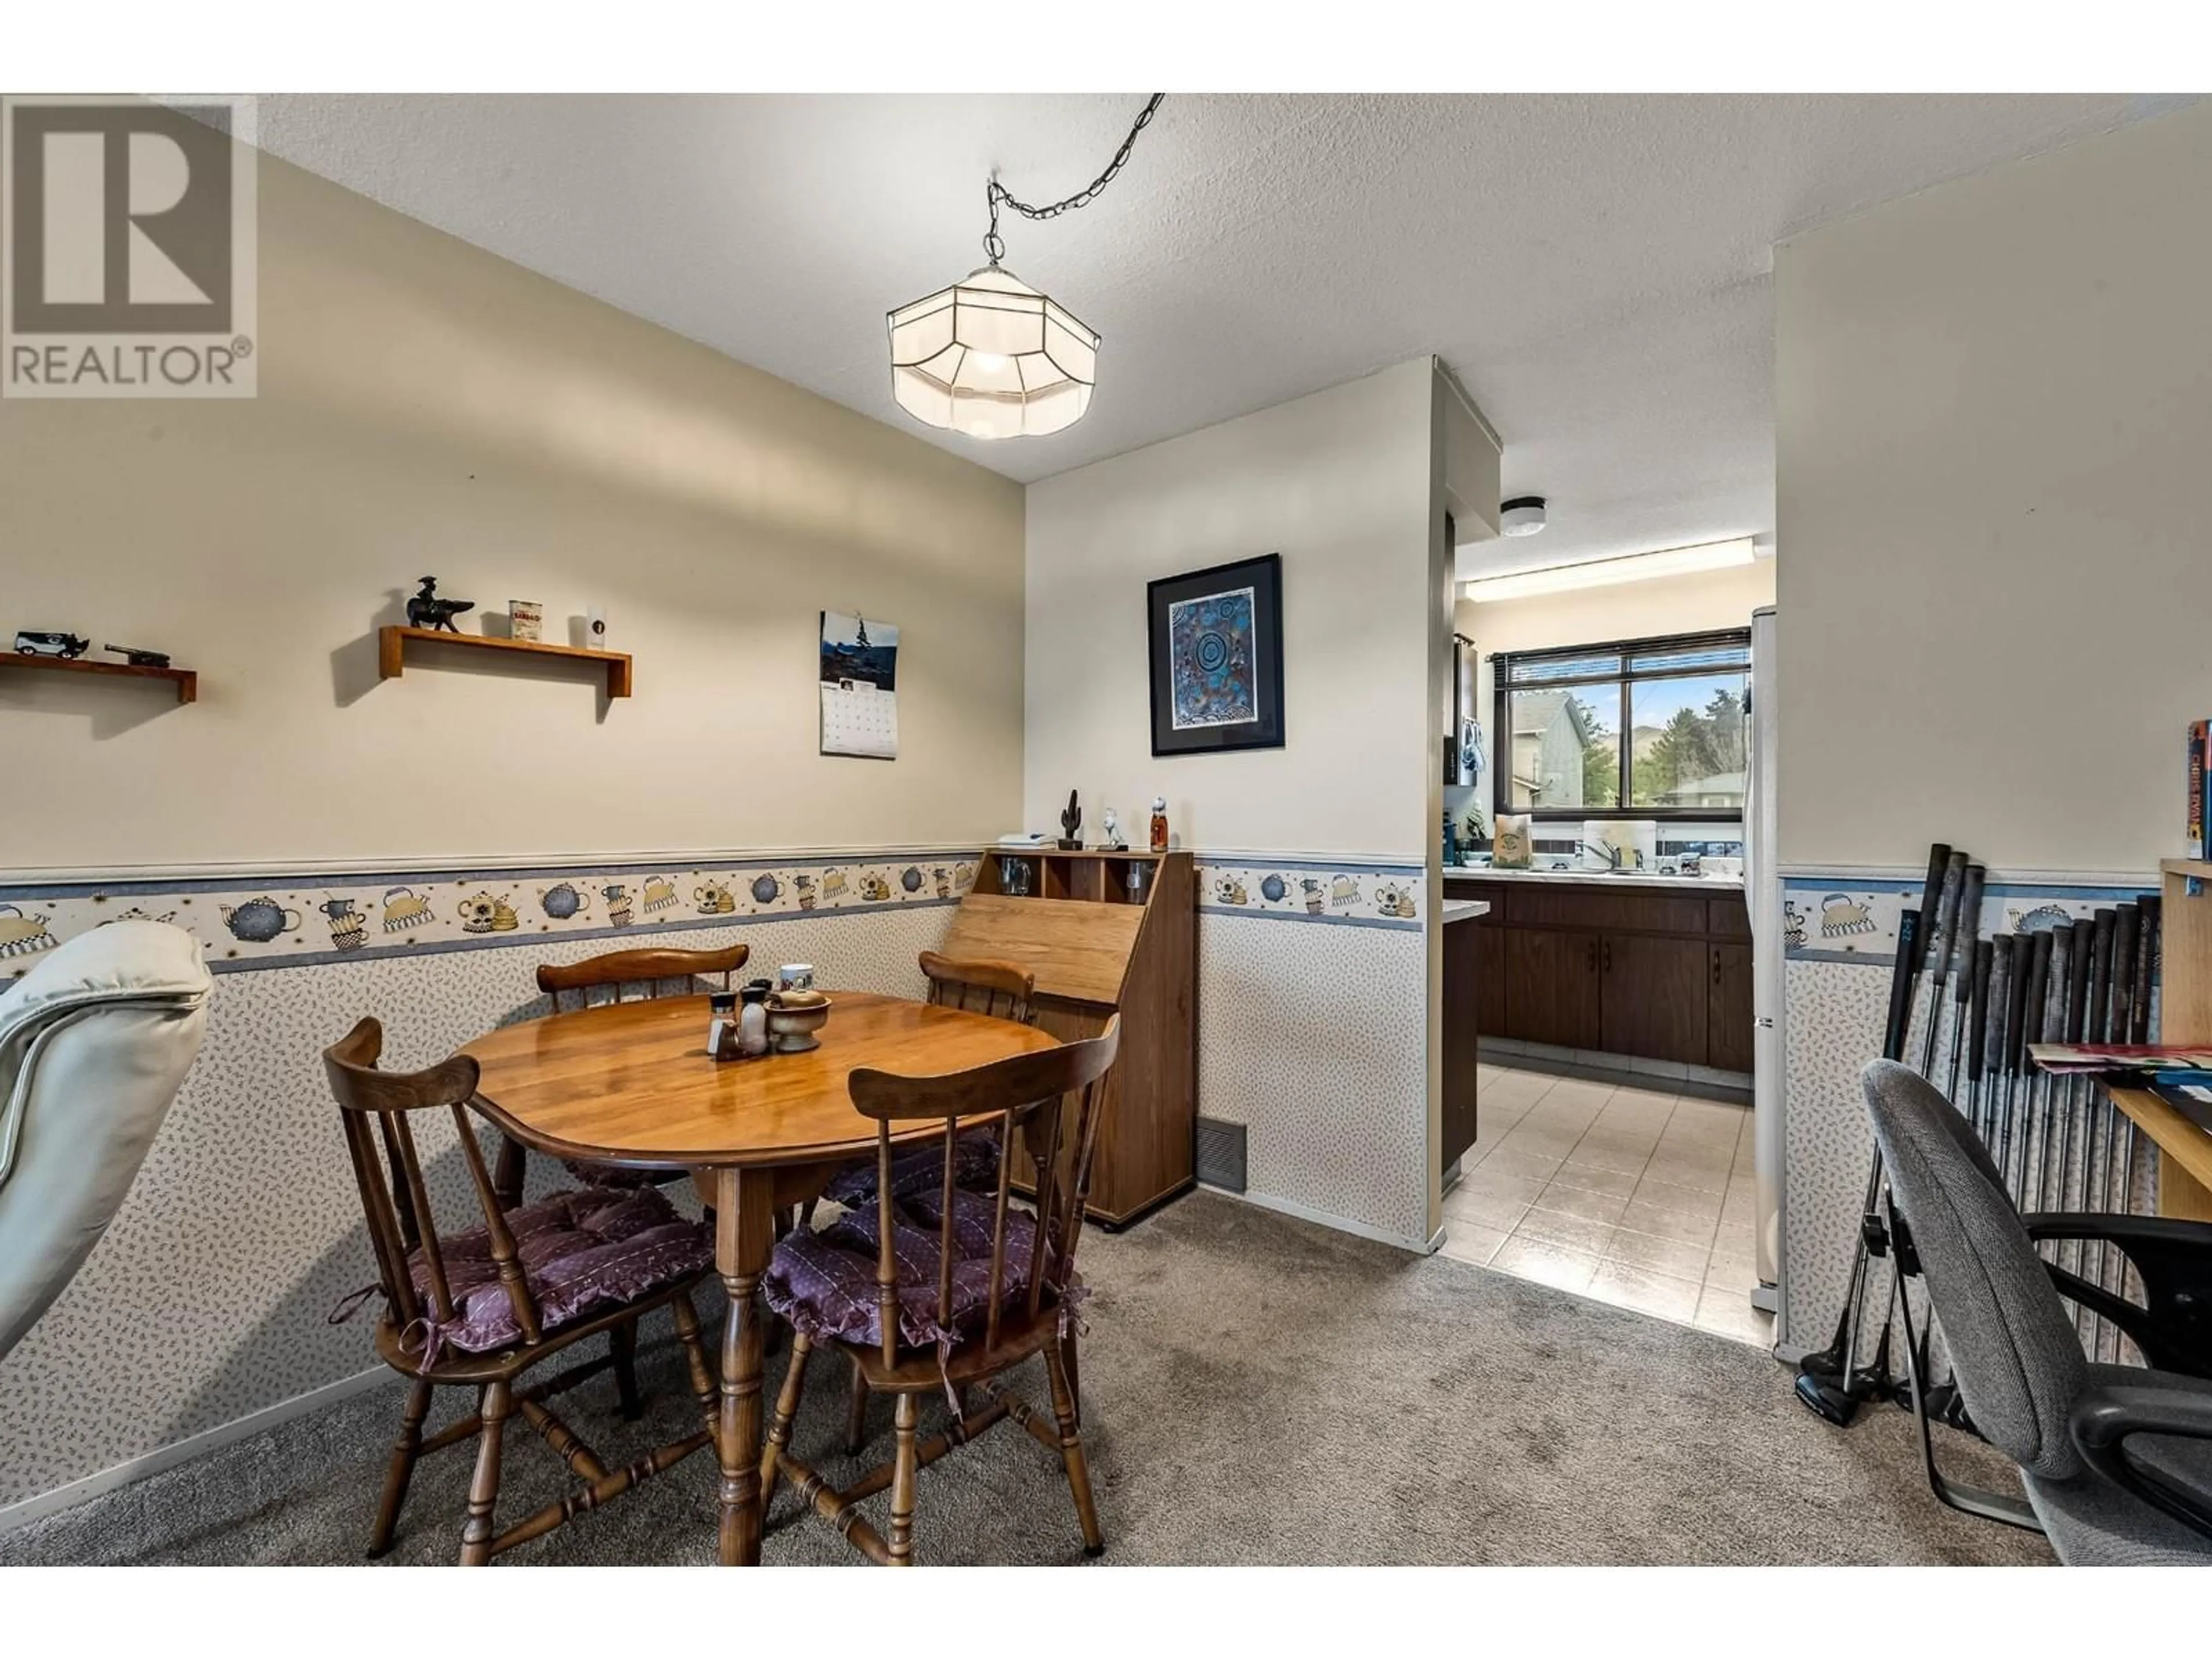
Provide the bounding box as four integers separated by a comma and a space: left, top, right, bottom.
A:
1494, 630, 1751, 820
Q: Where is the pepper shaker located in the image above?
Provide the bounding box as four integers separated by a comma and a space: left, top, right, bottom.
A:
706, 991, 738, 1059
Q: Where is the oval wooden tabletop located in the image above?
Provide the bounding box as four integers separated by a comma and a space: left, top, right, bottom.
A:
461, 990, 1062, 1171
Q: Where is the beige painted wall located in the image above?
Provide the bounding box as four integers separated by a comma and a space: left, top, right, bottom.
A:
1022, 358, 1440, 858
1457, 557, 1774, 660
1776, 104, 2212, 873
0, 151, 1025, 874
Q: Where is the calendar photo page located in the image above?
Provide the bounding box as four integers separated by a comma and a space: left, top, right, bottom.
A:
819, 610, 899, 759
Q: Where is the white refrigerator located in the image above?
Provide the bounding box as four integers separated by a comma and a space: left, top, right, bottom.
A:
1745, 605, 1783, 1312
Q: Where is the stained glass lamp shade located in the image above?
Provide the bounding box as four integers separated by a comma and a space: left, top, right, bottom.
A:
887, 266, 1099, 440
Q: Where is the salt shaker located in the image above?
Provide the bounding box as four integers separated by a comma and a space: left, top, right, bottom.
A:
738, 982, 771, 1057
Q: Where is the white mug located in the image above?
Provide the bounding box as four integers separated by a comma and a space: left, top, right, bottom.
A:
778, 963, 815, 991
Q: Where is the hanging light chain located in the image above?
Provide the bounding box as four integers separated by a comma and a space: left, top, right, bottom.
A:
983, 94, 1165, 266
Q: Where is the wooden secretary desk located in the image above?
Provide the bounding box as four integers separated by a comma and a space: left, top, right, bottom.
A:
941, 850, 1196, 1226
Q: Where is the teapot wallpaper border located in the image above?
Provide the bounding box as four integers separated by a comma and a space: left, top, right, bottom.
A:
1779, 872, 2161, 968
1194, 858, 1424, 930
0, 852, 983, 980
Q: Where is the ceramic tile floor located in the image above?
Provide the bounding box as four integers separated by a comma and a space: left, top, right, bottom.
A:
1441, 1061, 1776, 1349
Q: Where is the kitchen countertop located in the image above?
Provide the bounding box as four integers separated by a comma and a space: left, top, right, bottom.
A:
1443, 867, 1744, 893
1439, 898, 1490, 923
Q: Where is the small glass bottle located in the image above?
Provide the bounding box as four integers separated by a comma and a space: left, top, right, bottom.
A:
1149, 796, 1169, 854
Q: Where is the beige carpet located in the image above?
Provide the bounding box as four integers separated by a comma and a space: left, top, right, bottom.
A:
0, 1189, 2050, 1566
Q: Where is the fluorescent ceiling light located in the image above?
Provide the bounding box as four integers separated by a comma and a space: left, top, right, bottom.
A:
1461, 538, 1757, 604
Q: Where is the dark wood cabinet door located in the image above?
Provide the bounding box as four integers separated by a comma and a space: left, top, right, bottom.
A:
1473, 916, 1507, 1036
1708, 942, 1755, 1074
1599, 933, 1710, 1065
1505, 927, 1602, 1050
1441, 919, 1481, 1171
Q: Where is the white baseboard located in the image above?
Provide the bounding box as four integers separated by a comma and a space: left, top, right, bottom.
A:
1198, 1182, 1433, 1255
0, 1365, 397, 1535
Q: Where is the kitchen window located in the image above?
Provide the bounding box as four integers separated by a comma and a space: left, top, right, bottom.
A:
1493, 629, 1751, 820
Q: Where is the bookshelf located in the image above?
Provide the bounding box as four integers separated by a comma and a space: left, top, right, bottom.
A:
2109, 859, 2212, 1220
945, 850, 1195, 1226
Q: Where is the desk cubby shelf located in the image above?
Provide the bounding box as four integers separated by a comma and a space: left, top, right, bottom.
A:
946, 849, 1195, 1226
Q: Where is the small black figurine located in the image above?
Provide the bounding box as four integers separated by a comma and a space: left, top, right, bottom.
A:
406, 576, 474, 634
105, 643, 171, 669
14, 630, 89, 660
1058, 789, 1083, 850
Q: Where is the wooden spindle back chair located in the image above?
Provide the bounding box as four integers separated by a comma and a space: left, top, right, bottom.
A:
830, 953, 1040, 1450
918, 950, 1035, 1024
323, 1017, 719, 1565
536, 942, 751, 1012
494, 942, 752, 1202
762, 1017, 1121, 1565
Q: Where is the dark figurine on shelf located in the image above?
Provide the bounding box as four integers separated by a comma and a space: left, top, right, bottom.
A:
1058, 789, 1083, 851
105, 643, 171, 669
14, 630, 89, 660
406, 576, 474, 634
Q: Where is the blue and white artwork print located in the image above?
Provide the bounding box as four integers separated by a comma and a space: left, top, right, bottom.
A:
1168, 586, 1258, 731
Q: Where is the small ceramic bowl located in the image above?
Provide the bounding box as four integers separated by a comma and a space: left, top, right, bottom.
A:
767, 991, 831, 1054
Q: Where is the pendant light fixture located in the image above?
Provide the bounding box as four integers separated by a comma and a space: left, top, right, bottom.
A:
889, 95, 1164, 441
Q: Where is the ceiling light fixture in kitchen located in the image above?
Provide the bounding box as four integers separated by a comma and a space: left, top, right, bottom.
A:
888, 95, 1164, 441
1461, 537, 1757, 604
1499, 496, 1547, 536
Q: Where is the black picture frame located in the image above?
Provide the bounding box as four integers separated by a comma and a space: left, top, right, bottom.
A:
1146, 552, 1285, 757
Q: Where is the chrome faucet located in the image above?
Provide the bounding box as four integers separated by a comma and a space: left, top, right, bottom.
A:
1579, 839, 1625, 872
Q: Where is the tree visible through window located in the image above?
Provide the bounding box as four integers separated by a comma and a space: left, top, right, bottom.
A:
1496, 631, 1750, 819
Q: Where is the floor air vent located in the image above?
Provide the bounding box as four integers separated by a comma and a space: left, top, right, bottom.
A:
1195, 1116, 1247, 1192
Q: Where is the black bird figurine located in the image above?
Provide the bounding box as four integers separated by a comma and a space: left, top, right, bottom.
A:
406, 576, 474, 634
1058, 789, 1083, 850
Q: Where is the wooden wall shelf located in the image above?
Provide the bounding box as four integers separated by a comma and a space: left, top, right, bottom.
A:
0, 650, 196, 704
377, 626, 632, 699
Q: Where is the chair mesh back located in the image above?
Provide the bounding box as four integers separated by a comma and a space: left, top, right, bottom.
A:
1859, 1059, 2086, 1478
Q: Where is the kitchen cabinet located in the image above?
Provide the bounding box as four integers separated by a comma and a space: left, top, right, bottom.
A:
1444, 874, 1753, 1074
1599, 934, 1709, 1065
1708, 942, 1756, 1074
1441, 915, 1481, 1173
1504, 927, 1602, 1050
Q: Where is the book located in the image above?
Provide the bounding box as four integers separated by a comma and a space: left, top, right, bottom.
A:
2153, 1081, 2212, 1138
2192, 720, 2209, 859
2029, 1041, 2212, 1076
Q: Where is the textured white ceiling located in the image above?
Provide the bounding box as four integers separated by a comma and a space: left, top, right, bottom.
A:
254, 93, 2162, 577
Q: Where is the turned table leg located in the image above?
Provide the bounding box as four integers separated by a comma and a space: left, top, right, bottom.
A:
714, 1165, 777, 1566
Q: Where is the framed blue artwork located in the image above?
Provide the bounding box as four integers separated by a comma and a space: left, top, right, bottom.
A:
1147, 552, 1284, 756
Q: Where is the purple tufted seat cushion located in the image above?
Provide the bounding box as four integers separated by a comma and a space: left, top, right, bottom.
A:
408, 1185, 710, 1360
557, 1157, 680, 1190
820, 1127, 1002, 1209
763, 1191, 1062, 1354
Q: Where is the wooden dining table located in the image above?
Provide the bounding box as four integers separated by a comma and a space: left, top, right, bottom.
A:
461, 987, 1062, 1565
